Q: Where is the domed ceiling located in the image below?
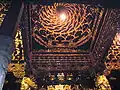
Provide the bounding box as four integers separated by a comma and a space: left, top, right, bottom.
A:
24, 2, 106, 73
31, 3, 104, 52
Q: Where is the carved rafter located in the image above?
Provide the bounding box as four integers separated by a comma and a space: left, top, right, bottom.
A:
105, 33, 120, 72
91, 9, 120, 73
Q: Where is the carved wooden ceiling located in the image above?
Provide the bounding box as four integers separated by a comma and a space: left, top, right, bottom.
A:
0, 0, 120, 86
26, 3, 105, 74
24, 3, 120, 76
31, 3, 104, 51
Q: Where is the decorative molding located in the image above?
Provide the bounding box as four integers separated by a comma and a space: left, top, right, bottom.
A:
12, 28, 24, 61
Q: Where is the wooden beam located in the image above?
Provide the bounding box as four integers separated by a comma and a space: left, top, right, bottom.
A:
0, 0, 24, 38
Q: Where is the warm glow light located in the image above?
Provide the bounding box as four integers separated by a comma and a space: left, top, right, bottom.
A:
59, 13, 66, 21
116, 33, 120, 45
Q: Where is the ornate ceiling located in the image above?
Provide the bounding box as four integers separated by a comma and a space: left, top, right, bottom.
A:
25, 3, 107, 74
16, 3, 120, 80
31, 3, 104, 51
0, 0, 120, 89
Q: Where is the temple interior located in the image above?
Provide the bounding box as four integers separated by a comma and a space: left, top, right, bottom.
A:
0, 0, 120, 90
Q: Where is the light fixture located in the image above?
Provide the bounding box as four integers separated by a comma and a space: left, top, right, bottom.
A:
59, 13, 66, 21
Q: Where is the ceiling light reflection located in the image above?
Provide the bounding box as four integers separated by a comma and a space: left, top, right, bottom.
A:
59, 13, 66, 21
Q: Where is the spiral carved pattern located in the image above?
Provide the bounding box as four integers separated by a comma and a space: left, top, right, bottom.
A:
32, 3, 103, 48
